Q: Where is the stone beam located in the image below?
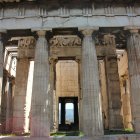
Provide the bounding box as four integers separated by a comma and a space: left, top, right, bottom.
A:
0, 16, 140, 29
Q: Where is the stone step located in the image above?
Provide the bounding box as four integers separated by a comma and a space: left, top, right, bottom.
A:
0, 135, 140, 140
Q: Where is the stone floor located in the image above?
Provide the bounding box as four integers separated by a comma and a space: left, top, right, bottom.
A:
0, 134, 140, 140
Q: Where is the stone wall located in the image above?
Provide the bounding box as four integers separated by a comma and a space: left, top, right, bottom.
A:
56, 60, 79, 98
117, 50, 132, 129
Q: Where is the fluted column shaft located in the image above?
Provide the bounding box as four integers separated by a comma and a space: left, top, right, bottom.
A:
49, 58, 56, 132
106, 56, 123, 129
81, 29, 103, 136
127, 29, 140, 133
6, 77, 13, 133
13, 58, 30, 134
0, 32, 5, 132
31, 30, 50, 137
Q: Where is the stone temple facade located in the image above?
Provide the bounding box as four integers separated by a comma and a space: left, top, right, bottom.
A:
0, 0, 140, 140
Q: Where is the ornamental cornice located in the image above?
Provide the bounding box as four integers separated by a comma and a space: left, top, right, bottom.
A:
0, 4, 139, 20
49, 35, 81, 48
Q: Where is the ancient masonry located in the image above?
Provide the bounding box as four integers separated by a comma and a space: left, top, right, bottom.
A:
0, 0, 140, 140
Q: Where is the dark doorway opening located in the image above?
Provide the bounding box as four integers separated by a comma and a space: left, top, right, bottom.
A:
59, 97, 79, 131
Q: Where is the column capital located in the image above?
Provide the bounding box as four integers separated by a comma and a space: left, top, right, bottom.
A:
75, 56, 81, 63
79, 27, 99, 36
37, 30, 46, 36
0, 29, 6, 40
31, 28, 52, 37
124, 26, 140, 34
49, 57, 58, 65
0, 29, 6, 34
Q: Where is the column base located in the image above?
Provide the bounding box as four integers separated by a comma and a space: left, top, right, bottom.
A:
13, 117, 29, 135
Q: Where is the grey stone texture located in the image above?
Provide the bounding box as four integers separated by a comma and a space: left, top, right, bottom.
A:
127, 29, 140, 133
81, 29, 103, 136
31, 30, 50, 137
13, 58, 30, 134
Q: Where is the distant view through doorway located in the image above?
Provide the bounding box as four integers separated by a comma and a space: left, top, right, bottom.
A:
59, 97, 79, 131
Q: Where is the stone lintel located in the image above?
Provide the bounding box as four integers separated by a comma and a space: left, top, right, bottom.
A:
79, 27, 99, 36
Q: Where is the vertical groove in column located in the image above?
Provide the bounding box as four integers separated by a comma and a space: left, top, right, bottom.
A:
31, 31, 50, 137
0, 34, 3, 126
81, 30, 103, 136
127, 30, 140, 133
49, 59, 55, 132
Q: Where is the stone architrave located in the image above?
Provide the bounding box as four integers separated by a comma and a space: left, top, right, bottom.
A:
81, 28, 103, 136
31, 30, 50, 137
13, 58, 30, 134
127, 28, 140, 133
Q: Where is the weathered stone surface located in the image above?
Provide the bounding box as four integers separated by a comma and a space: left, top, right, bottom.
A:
0, 134, 140, 140
127, 29, 140, 133
31, 30, 50, 137
49, 35, 81, 48
13, 58, 30, 134
81, 28, 103, 136
0, 32, 4, 132
105, 50, 123, 129
56, 60, 79, 97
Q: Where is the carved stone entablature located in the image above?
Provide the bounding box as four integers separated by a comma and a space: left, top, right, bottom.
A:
49, 35, 81, 48
103, 34, 116, 46
18, 37, 36, 49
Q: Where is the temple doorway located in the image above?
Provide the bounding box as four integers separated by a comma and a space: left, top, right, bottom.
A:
55, 60, 80, 131
59, 97, 79, 131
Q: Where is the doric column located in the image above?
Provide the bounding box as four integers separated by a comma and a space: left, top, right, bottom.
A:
81, 28, 103, 136
13, 58, 30, 134
31, 30, 50, 137
120, 75, 132, 129
5, 77, 13, 133
126, 28, 140, 133
13, 37, 35, 134
0, 30, 6, 132
49, 58, 57, 132
1, 70, 8, 133
104, 34, 123, 129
